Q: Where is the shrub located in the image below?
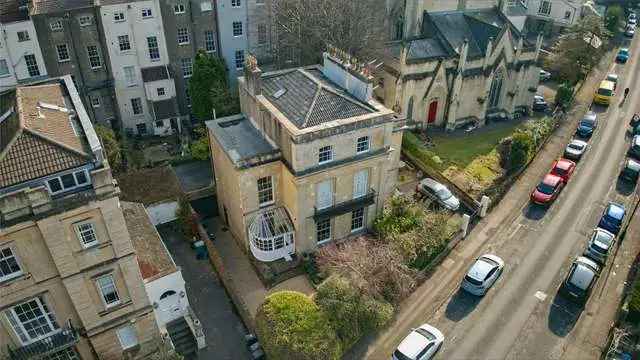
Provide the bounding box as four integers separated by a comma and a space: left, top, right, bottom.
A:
189, 126, 210, 160
402, 132, 443, 171
374, 195, 424, 238
176, 196, 197, 241
315, 275, 393, 348
605, 5, 624, 33
509, 131, 534, 171
94, 125, 123, 172
315, 238, 416, 304
256, 291, 341, 360
555, 83, 574, 109
628, 276, 640, 324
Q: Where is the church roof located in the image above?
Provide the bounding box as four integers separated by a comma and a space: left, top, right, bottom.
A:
420, 7, 527, 60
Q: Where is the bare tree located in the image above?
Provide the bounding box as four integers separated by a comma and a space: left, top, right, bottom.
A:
272, 0, 388, 67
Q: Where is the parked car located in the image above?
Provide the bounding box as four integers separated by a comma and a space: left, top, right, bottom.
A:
576, 112, 598, 138
607, 73, 619, 90
585, 228, 616, 265
530, 174, 564, 206
620, 158, 640, 183
625, 25, 635, 37
629, 13, 637, 22
549, 158, 576, 183
532, 95, 548, 112
461, 254, 504, 296
594, 80, 615, 106
617, 48, 630, 63
631, 113, 640, 127
393, 324, 444, 360
628, 17, 637, 26
629, 135, 640, 159
539, 69, 552, 82
560, 256, 601, 304
598, 202, 626, 235
564, 139, 588, 160
416, 178, 460, 211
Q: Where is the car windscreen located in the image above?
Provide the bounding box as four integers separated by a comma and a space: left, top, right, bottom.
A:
580, 120, 595, 128
465, 275, 483, 286
553, 167, 567, 176
568, 143, 584, 151
595, 232, 613, 246
597, 88, 613, 96
393, 350, 412, 360
537, 182, 555, 195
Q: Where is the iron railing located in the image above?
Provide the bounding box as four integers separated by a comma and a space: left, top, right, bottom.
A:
313, 189, 376, 221
7, 320, 79, 360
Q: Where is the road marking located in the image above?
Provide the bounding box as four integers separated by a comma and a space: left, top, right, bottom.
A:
534, 291, 548, 301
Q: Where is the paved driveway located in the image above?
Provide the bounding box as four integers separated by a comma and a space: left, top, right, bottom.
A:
158, 222, 252, 360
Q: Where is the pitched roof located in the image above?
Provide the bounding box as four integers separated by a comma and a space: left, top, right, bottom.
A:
261, 68, 375, 129
31, 0, 93, 14
422, 8, 525, 60
406, 38, 453, 61
0, 84, 90, 189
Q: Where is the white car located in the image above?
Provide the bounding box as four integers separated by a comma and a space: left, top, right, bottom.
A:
461, 254, 505, 296
392, 324, 444, 360
626, 25, 635, 37
628, 18, 637, 26
607, 73, 619, 89
539, 69, 551, 81
585, 227, 616, 264
416, 178, 460, 211
564, 139, 588, 160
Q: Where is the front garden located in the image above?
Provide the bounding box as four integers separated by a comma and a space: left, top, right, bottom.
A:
255, 195, 460, 359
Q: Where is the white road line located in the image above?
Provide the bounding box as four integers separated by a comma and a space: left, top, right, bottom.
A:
534, 291, 548, 302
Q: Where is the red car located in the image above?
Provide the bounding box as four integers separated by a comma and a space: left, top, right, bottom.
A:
531, 174, 565, 205
550, 158, 576, 183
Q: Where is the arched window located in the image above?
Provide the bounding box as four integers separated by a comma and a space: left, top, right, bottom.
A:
488, 69, 504, 108
160, 290, 177, 300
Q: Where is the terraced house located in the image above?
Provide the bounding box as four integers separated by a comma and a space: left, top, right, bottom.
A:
208, 52, 404, 264
0, 76, 161, 359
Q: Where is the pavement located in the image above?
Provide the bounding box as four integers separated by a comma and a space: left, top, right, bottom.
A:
346, 36, 640, 360
203, 217, 315, 318
157, 222, 252, 360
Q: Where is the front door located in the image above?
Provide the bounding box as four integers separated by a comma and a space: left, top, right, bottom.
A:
427, 101, 438, 124
157, 290, 184, 324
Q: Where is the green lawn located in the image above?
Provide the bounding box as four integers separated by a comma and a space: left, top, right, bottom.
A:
428, 123, 521, 169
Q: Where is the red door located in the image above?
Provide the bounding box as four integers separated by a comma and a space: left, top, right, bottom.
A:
427, 101, 438, 123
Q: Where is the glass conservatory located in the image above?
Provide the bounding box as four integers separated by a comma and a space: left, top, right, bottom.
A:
247, 207, 295, 262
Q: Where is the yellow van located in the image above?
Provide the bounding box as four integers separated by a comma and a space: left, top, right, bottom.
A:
594, 80, 615, 105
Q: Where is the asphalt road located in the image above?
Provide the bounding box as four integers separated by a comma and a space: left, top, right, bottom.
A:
435, 41, 640, 359
350, 36, 640, 360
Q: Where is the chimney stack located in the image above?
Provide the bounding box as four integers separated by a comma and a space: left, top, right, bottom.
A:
322, 45, 375, 103
244, 53, 262, 96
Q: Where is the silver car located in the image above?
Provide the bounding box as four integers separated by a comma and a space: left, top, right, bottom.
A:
585, 228, 615, 264
416, 178, 460, 211
461, 254, 505, 296
564, 139, 588, 160
392, 324, 444, 360
561, 256, 600, 304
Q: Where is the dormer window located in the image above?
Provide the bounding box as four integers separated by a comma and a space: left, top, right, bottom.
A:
46, 170, 90, 195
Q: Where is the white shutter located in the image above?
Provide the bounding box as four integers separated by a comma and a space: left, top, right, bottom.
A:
316, 180, 333, 209
353, 170, 368, 198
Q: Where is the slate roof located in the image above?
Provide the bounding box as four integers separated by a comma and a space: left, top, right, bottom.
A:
206, 115, 279, 167
152, 99, 178, 120
406, 38, 453, 61
122, 201, 176, 281
31, 0, 93, 14
261, 68, 375, 129
0, 84, 90, 189
141, 65, 172, 83
421, 8, 526, 60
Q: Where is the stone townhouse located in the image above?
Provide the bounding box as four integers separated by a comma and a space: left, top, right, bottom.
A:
207, 53, 404, 263
0, 0, 48, 91
29, 0, 118, 128
0, 76, 161, 360
378, 5, 543, 130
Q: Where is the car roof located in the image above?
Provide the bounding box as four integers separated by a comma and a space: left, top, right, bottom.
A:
583, 111, 597, 121
420, 178, 444, 189
555, 159, 574, 170
569, 139, 587, 146
569, 262, 596, 290
621, 48, 629, 52
634, 135, 640, 146
542, 174, 562, 186
397, 326, 439, 359
607, 74, 618, 81
606, 203, 625, 219
467, 256, 498, 281
627, 159, 640, 171
598, 81, 615, 91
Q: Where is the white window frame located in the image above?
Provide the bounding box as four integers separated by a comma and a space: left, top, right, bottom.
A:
91, 96, 101, 107
174, 4, 185, 13
0, 247, 23, 282
316, 179, 333, 210
45, 169, 91, 195
204, 30, 216, 52
318, 145, 333, 164
24, 54, 40, 77
356, 135, 370, 154
234, 49, 244, 69
200, 1, 212, 12
0, 59, 10, 77
177, 28, 190, 45
231, 0, 241, 7
232, 21, 243, 37
6, 297, 59, 345
114, 12, 125, 22
316, 218, 331, 244
147, 36, 160, 61
50, 21, 63, 32
118, 35, 131, 52
75, 222, 98, 248
131, 97, 143, 115
78, 16, 92, 26
538, 0, 551, 15
351, 208, 365, 232
181, 58, 193, 78
87, 45, 102, 69
353, 169, 368, 199
157, 87, 165, 96
141, 8, 153, 18
17, 31, 30, 42
56, 44, 70, 63
96, 275, 121, 308
257, 176, 274, 207
116, 325, 139, 350
123, 66, 136, 86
